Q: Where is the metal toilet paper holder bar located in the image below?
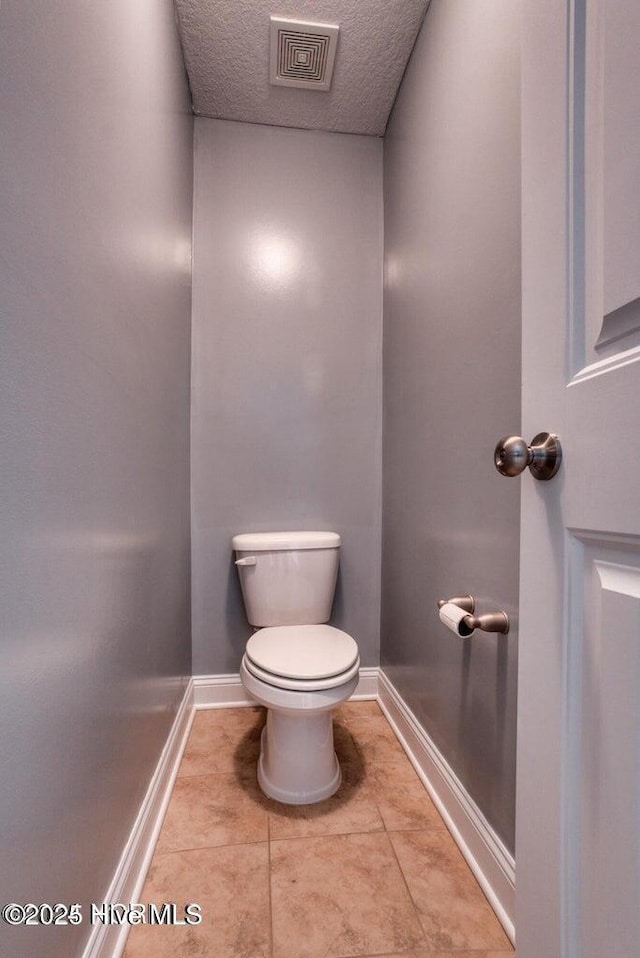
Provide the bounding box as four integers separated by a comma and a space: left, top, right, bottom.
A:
437, 595, 510, 635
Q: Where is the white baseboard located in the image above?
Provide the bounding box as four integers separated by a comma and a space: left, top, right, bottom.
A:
193, 672, 255, 708
192, 666, 380, 709
378, 669, 515, 944
81, 679, 195, 958
352, 665, 379, 699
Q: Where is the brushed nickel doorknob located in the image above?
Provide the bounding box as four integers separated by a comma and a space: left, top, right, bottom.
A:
494, 432, 562, 481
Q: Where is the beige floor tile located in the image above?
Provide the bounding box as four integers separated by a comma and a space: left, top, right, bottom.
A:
430, 952, 514, 957
334, 707, 388, 734
267, 770, 383, 840
373, 952, 514, 958
270, 831, 425, 958
123, 843, 270, 958
178, 706, 265, 777
334, 700, 383, 723
332, 718, 368, 776
156, 772, 269, 853
369, 760, 446, 832
142, 702, 512, 958
340, 714, 407, 766
390, 830, 512, 952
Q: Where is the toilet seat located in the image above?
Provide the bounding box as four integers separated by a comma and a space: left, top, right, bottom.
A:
244, 624, 359, 692
243, 654, 360, 691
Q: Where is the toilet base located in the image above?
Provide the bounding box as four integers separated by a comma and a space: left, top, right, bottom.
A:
239, 658, 358, 805
257, 717, 342, 805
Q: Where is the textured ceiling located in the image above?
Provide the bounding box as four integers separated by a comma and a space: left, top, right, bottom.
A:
174, 0, 430, 136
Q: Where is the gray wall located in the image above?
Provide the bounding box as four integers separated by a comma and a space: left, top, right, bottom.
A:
192, 119, 382, 674
0, 3, 193, 956
382, 0, 521, 850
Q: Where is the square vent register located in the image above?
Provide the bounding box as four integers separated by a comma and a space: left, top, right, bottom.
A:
269, 17, 339, 91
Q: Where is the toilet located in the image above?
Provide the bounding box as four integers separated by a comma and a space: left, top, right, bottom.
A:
232, 530, 359, 805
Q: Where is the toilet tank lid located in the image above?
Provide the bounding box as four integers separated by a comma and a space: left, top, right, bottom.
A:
232, 531, 341, 552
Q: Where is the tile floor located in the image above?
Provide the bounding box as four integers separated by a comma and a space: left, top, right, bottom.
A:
123, 701, 515, 958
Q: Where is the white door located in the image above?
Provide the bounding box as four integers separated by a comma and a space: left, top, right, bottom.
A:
517, 1, 640, 956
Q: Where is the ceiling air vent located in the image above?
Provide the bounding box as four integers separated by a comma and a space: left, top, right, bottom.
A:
269, 17, 339, 91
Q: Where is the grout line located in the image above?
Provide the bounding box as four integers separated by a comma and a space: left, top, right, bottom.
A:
268, 826, 385, 847
153, 838, 270, 858
383, 828, 429, 945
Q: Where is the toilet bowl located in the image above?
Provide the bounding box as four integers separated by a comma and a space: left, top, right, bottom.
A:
240, 625, 359, 804
232, 531, 359, 804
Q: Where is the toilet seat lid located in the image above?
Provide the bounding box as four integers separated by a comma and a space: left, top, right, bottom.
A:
245, 625, 358, 681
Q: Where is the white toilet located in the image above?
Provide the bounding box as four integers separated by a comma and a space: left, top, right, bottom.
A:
232, 530, 359, 805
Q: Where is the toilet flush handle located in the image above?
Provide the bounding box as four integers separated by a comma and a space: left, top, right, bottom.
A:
235, 556, 257, 567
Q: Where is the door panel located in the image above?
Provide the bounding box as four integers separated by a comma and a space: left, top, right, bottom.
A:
585, 0, 640, 359
567, 539, 640, 957
518, 2, 640, 956
602, 3, 640, 320
567, 357, 640, 532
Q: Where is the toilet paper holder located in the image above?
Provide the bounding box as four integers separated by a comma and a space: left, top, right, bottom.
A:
437, 595, 509, 635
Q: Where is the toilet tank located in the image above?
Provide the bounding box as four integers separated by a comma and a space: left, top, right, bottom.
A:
232, 531, 341, 627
